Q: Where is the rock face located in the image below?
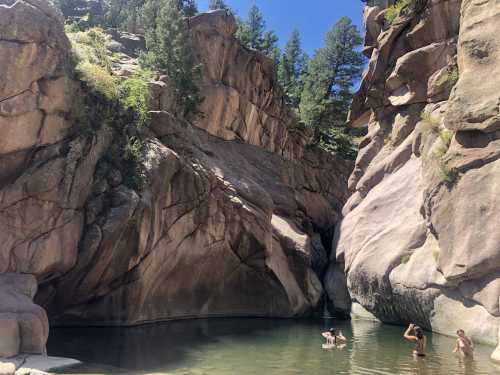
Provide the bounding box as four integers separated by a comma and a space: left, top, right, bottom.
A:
189, 12, 305, 159
35, 10, 351, 325
39, 118, 350, 324
329, 0, 500, 357
0, 274, 48, 357
0, 0, 107, 356
0, 0, 84, 280
0, 1, 352, 350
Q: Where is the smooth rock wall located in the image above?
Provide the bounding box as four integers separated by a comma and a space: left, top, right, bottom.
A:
329, 0, 500, 358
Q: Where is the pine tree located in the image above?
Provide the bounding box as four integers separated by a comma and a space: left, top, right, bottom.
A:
57, 0, 104, 27
178, 0, 197, 16
208, 0, 229, 10
298, 17, 365, 159
236, 5, 279, 60
262, 30, 279, 59
278, 29, 307, 108
102, 0, 145, 31
141, 0, 202, 117
237, 5, 264, 49
299, 17, 364, 128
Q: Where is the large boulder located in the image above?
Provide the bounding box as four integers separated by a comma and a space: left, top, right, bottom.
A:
0, 320, 20, 358
332, 0, 500, 359
0, 274, 48, 357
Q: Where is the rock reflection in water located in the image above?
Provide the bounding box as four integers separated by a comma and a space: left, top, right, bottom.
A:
48, 319, 500, 375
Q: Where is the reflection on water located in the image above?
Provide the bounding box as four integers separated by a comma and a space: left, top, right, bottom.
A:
48, 318, 499, 375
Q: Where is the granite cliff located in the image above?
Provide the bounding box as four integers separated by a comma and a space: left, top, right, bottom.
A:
326, 0, 500, 361
0, 0, 352, 358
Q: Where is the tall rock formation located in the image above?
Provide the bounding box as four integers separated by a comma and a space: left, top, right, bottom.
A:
0, 0, 83, 358
0, 0, 352, 355
328, 0, 500, 360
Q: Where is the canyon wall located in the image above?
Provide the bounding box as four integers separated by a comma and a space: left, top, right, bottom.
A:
0, 1, 352, 356
328, 0, 500, 360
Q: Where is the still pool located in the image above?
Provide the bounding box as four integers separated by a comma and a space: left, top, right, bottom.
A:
48, 318, 499, 374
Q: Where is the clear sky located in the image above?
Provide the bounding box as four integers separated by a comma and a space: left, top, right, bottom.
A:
197, 0, 365, 56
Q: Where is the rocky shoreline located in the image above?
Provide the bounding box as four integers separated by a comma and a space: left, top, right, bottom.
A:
0, 356, 80, 375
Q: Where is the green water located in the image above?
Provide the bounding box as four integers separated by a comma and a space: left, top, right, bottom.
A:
48, 318, 499, 375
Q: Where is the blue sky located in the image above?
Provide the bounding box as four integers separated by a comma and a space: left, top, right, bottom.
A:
197, 0, 365, 56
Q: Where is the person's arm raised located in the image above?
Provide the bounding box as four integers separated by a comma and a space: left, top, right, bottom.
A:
404, 324, 416, 341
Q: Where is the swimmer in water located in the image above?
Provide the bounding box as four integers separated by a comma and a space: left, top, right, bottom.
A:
403, 324, 426, 357
453, 329, 474, 357
322, 328, 347, 346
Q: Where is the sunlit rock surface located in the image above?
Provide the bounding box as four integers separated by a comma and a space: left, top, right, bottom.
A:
0, 0, 352, 345
328, 0, 500, 357
38, 10, 351, 325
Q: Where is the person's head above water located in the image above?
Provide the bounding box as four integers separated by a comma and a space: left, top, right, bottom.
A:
457, 329, 465, 337
329, 328, 337, 336
414, 326, 424, 340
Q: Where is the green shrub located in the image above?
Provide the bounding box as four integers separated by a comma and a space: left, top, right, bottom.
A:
65, 26, 153, 191
400, 255, 411, 264
439, 129, 454, 146
437, 65, 459, 87
430, 129, 457, 184
385, 0, 412, 24
123, 136, 147, 189
76, 61, 119, 100
431, 131, 452, 161
384, 134, 392, 146
67, 27, 113, 70
438, 164, 458, 184
120, 70, 154, 129
420, 110, 439, 126
67, 27, 119, 100
64, 22, 81, 34
314, 126, 362, 160
431, 147, 446, 161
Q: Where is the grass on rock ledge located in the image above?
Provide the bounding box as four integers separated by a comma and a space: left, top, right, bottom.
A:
385, 0, 413, 24
436, 65, 459, 88
66, 26, 153, 190
419, 109, 458, 185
